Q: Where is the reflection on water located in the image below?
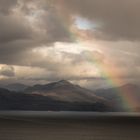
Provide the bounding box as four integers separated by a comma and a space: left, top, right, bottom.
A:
0, 111, 140, 117
0, 111, 140, 140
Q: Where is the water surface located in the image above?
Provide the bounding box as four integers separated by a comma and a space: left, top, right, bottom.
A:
0, 111, 140, 140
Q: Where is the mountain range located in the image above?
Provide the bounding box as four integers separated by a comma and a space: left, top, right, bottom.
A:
95, 84, 140, 111
0, 80, 139, 112
4, 83, 28, 92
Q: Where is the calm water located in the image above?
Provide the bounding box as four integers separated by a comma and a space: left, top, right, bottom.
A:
0, 111, 140, 140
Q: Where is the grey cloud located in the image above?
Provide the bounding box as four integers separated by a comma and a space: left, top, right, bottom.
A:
0, 0, 139, 87
0, 0, 18, 14
19, 0, 73, 43
41, 12, 73, 43
97, 41, 140, 67
0, 65, 15, 77
27, 76, 106, 83
55, 0, 140, 40
0, 14, 33, 43
0, 40, 38, 66
0, 0, 74, 66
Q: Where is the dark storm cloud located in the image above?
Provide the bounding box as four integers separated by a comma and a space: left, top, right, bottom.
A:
56, 0, 140, 40
42, 12, 73, 43
0, 65, 15, 77
0, 39, 38, 66
19, 0, 73, 43
0, 14, 32, 43
0, 0, 73, 65
0, 0, 18, 14
0, 0, 139, 87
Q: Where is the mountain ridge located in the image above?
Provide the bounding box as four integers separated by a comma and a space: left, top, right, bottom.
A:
0, 80, 112, 111
25, 80, 106, 103
5, 83, 28, 92
0, 81, 139, 112
95, 83, 140, 111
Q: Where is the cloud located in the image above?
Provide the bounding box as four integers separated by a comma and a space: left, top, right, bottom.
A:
0, 0, 139, 88
0, 0, 75, 65
0, 66, 15, 77
55, 0, 140, 41
0, 14, 33, 43
0, 0, 18, 14
0, 41, 140, 87
19, 0, 73, 43
39, 10, 73, 43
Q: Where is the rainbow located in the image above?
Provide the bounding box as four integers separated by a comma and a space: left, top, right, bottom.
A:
84, 51, 137, 112
49, 5, 137, 111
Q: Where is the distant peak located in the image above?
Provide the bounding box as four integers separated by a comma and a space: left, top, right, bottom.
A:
58, 80, 70, 83
56, 80, 73, 86
7, 83, 26, 86
122, 83, 138, 88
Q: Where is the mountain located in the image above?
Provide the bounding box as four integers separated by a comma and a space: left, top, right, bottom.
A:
95, 84, 140, 111
2, 81, 139, 112
0, 88, 60, 110
5, 83, 28, 92
25, 80, 106, 103
0, 80, 113, 111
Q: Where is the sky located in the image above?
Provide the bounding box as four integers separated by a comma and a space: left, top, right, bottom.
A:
0, 0, 140, 89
